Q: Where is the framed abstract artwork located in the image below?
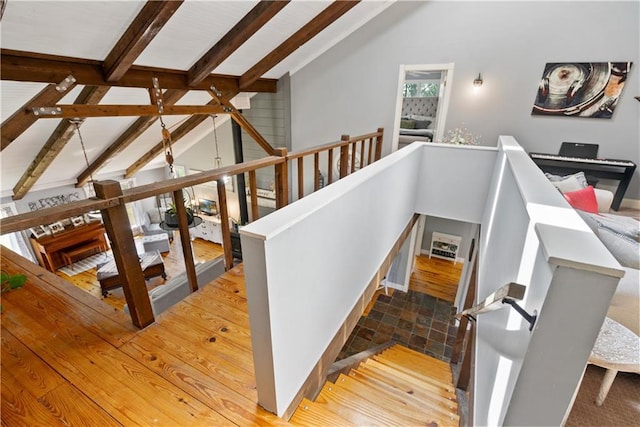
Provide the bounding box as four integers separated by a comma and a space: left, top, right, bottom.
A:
532, 62, 632, 118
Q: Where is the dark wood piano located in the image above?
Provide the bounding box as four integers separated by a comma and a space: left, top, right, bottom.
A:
30, 221, 108, 272
530, 153, 637, 211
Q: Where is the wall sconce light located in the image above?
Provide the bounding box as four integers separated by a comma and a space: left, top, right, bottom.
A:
473, 73, 483, 87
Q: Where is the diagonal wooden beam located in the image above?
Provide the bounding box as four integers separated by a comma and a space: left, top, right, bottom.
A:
12, 86, 110, 200
124, 100, 220, 178
76, 89, 187, 187
208, 88, 276, 156
104, 0, 184, 81
1, 75, 77, 151
187, 0, 289, 86
1, 49, 277, 93
33, 104, 225, 119
239, 0, 360, 90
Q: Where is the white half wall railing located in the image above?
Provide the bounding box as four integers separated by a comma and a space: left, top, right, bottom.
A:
240, 141, 496, 416
240, 136, 624, 422
475, 136, 624, 426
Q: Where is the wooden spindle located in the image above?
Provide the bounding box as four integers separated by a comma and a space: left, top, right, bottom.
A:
339, 134, 349, 179
274, 147, 288, 209
350, 142, 357, 173
173, 188, 198, 293
375, 127, 384, 161
248, 170, 259, 221
297, 157, 304, 199
327, 149, 334, 184
314, 153, 320, 191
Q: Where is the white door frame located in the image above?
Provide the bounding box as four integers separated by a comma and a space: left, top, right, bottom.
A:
391, 63, 455, 152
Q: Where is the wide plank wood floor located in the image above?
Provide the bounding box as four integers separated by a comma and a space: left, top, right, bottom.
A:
1, 247, 289, 426
2, 242, 464, 426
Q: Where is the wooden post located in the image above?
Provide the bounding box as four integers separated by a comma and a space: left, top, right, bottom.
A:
339, 134, 349, 179
94, 180, 154, 328
274, 147, 288, 209
248, 170, 259, 221
217, 179, 233, 270
374, 127, 384, 161
173, 189, 198, 293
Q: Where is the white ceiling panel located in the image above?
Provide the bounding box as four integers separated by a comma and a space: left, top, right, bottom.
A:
1, 1, 145, 60
134, 1, 260, 70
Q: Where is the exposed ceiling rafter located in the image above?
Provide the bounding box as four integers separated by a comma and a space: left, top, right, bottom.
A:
208, 88, 276, 156
0, 49, 277, 93
76, 89, 188, 188
124, 99, 221, 178
32, 104, 225, 119
12, 86, 110, 200
0, 75, 77, 151
104, 0, 184, 81
187, 0, 290, 86
239, 0, 360, 90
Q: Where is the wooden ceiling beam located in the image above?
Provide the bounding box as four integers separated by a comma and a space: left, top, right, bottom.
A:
208, 88, 276, 156
1, 49, 277, 93
0, 75, 77, 151
187, 0, 289, 86
12, 86, 110, 200
76, 89, 187, 188
239, 0, 360, 90
34, 104, 225, 119
124, 100, 220, 178
104, 0, 184, 81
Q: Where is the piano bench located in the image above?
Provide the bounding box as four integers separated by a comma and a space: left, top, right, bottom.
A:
61, 239, 107, 270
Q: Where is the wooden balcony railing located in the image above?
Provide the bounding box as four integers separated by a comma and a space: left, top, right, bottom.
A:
0, 128, 384, 328
287, 128, 384, 200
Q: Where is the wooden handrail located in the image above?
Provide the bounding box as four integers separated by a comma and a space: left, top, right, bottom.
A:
287, 129, 384, 160
457, 282, 526, 319
0, 156, 284, 234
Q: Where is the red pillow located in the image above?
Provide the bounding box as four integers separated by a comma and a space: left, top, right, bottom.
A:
563, 185, 599, 213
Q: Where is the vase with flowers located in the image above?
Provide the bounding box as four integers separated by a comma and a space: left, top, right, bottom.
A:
440, 124, 480, 145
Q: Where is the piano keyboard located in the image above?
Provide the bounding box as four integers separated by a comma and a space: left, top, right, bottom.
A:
530, 153, 635, 167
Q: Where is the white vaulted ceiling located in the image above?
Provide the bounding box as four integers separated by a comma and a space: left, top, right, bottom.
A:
0, 0, 394, 198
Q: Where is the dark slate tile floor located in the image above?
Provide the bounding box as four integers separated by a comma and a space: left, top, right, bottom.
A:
338, 289, 458, 363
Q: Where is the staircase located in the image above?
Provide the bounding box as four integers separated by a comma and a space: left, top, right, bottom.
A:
290, 344, 459, 426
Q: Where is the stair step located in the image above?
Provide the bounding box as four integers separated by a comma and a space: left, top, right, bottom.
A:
384, 344, 453, 368
319, 381, 425, 426
310, 384, 395, 426
289, 398, 352, 426
379, 345, 453, 381
374, 352, 453, 385
336, 373, 459, 426
362, 358, 457, 399
349, 367, 457, 413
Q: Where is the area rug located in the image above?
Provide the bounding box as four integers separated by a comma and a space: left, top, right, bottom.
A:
57, 251, 112, 276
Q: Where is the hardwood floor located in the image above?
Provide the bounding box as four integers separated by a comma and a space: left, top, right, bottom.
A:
410, 255, 463, 303
2, 247, 290, 426
56, 234, 224, 311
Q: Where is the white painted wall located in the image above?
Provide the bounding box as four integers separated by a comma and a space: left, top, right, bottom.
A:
240, 141, 497, 414
475, 136, 623, 425
289, 1, 640, 199
241, 136, 625, 422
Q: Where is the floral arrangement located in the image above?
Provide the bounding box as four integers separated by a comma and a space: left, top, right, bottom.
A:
440, 125, 480, 145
